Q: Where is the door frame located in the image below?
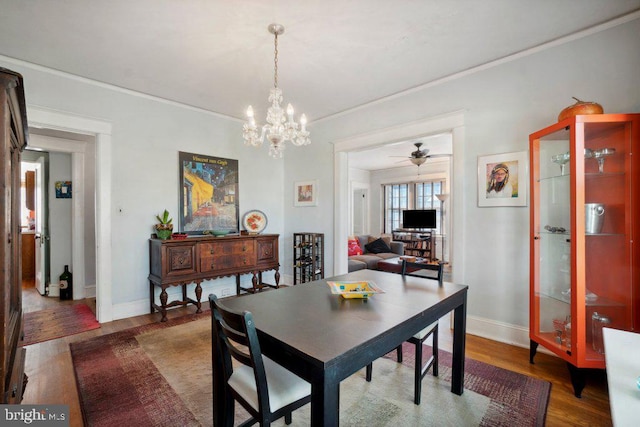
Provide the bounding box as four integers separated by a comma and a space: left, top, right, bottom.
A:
27, 107, 113, 323
333, 110, 466, 283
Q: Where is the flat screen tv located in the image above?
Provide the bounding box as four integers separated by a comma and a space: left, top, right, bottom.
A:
402, 209, 436, 229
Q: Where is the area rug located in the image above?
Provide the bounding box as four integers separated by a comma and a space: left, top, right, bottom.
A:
23, 303, 100, 346
70, 313, 550, 426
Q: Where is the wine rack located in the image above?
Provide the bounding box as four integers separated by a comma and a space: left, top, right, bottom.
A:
293, 233, 324, 284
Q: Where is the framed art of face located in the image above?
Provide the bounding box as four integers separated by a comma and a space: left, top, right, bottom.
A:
477, 151, 528, 207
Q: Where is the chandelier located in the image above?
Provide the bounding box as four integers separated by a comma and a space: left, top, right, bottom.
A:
242, 23, 310, 158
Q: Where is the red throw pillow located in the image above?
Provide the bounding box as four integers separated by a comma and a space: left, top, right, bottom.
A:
348, 239, 363, 256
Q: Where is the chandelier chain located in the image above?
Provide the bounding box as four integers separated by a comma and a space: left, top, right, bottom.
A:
273, 32, 279, 89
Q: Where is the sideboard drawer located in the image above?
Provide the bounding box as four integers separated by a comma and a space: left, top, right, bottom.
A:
199, 240, 253, 256
166, 244, 197, 276
200, 240, 256, 273
256, 238, 277, 263
202, 253, 256, 272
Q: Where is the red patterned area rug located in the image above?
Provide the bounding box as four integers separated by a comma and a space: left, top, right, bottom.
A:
23, 303, 100, 346
383, 345, 551, 427
70, 313, 550, 426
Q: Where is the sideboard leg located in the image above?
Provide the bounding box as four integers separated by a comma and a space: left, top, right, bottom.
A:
194, 281, 203, 313
251, 273, 259, 291
149, 281, 155, 314
275, 268, 280, 287
159, 288, 169, 322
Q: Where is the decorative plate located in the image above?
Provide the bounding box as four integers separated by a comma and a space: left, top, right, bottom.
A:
242, 210, 268, 234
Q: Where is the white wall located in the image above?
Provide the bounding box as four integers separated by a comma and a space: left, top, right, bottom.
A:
285, 18, 640, 346
0, 57, 285, 319
48, 152, 72, 282
83, 141, 96, 287
2, 17, 638, 342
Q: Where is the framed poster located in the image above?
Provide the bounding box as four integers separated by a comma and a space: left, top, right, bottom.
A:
294, 180, 318, 207
478, 151, 528, 207
179, 151, 239, 234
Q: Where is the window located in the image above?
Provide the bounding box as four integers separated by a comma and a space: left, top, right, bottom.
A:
384, 184, 408, 233
384, 180, 444, 233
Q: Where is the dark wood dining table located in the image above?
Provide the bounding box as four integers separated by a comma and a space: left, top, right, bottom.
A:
212, 269, 468, 427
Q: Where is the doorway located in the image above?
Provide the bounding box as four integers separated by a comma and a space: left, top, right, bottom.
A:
333, 111, 466, 281
352, 188, 368, 235
27, 107, 113, 323
20, 153, 49, 297
21, 132, 97, 316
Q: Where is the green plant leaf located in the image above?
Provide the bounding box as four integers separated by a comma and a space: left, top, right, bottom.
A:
156, 209, 172, 224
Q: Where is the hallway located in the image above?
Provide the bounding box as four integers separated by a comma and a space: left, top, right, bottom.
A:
22, 280, 96, 316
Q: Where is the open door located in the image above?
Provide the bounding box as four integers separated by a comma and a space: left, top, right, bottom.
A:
352, 188, 368, 235
34, 155, 49, 295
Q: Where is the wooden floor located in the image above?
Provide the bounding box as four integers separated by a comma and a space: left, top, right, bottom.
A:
21, 285, 612, 427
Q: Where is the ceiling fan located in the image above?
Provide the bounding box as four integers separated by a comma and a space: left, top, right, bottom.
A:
392, 142, 448, 166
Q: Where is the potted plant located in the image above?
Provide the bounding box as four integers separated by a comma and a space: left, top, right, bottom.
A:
155, 209, 173, 240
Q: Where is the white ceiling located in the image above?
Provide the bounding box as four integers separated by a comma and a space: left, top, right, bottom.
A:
349, 133, 452, 171
1, 1, 639, 168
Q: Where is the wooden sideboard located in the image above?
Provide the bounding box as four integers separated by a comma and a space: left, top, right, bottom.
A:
149, 233, 280, 321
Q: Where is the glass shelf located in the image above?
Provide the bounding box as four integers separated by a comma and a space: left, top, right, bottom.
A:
538, 171, 624, 182
536, 230, 624, 237
536, 291, 627, 308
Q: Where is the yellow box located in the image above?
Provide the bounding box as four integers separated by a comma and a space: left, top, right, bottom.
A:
327, 281, 384, 299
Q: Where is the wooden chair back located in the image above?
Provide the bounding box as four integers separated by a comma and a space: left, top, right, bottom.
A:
401, 260, 444, 284
209, 294, 271, 415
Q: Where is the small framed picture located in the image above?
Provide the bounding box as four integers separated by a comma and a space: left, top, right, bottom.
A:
55, 181, 72, 198
478, 151, 528, 207
294, 180, 318, 207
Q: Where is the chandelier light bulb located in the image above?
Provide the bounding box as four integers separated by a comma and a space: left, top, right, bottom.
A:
242, 23, 311, 158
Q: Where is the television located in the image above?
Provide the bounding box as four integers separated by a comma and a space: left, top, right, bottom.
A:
402, 209, 436, 229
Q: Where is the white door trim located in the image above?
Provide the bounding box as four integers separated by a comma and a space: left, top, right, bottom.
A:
27, 106, 113, 323
333, 110, 466, 283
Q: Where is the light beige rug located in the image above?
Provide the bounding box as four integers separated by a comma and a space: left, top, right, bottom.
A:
72, 313, 549, 426
137, 319, 489, 426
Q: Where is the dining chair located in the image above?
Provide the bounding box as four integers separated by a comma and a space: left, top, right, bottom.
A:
209, 294, 311, 426
366, 261, 444, 405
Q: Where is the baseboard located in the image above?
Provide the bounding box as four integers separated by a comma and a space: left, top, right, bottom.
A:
84, 284, 96, 298
465, 314, 555, 357
111, 277, 249, 321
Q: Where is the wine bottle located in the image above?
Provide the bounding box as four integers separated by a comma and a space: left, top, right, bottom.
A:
60, 265, 73, 300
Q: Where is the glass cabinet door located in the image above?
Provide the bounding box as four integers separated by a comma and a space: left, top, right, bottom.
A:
581, 120, 633, 363
533, 126, 572, 355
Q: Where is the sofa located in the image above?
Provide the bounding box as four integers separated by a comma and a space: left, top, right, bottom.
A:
348, 234, 404, 272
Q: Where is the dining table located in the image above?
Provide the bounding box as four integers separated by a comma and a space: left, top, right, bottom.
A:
212, 268, 468, 427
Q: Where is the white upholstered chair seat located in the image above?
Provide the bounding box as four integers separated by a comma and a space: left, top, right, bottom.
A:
228, 356, 311, 413
413, 321, 438, 340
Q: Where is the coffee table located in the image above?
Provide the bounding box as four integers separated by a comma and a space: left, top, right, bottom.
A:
377, 256, 429, 274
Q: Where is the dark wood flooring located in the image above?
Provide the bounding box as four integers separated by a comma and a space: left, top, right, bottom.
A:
20, 285, 611, 427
